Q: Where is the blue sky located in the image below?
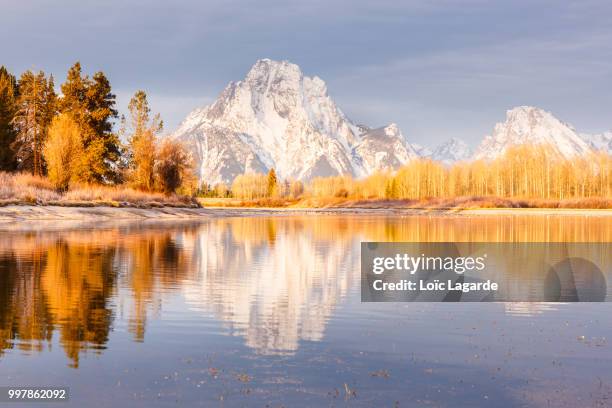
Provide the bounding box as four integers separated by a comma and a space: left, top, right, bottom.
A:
2, 0, 611, 147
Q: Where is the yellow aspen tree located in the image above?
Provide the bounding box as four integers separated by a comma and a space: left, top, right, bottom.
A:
43, 113, 83, 190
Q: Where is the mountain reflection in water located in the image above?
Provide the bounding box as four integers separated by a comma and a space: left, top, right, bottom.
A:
0, 214, 610, 366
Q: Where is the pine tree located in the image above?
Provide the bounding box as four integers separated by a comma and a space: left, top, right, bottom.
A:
11, 70, 57, 175
60, 62, 87, 122
87, 72, 119, 175
0, 66, 18, 170
60, 62, 120, 183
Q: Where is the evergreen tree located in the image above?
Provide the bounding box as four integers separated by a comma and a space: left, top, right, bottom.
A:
0, 66, 18, 171
60, 62, 120, 183
60, 62, 87, 122
11, 70, 57, 175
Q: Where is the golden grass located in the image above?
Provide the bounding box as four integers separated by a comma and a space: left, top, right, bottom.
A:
0, 172, 198, 208
0, 172, 61, 203
199, 195, 611, 209
197, 197, 298, 207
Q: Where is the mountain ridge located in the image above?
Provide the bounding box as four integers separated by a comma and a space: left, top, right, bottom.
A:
172, 59, 418, 184
171, 60, 608, 185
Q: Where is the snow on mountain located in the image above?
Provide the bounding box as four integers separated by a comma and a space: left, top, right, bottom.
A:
473, 106, 592, 161
428, 138, 472, 165
171, 64, 606, 185
354, 123, 420, 174
580, 131, 612, 154
407, 138, 471, 166
171, 59, 418, 185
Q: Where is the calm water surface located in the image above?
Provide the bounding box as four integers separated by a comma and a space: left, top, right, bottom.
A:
1, 215, 611, 407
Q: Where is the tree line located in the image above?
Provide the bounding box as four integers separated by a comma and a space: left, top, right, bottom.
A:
0, 64, 192, 193
312, 145, 611, 201
205, 145, 610, 202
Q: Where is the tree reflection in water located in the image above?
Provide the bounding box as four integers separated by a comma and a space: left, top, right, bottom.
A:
0, 214, 609, 365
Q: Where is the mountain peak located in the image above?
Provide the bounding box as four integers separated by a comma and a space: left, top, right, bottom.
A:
385, 123, 400, 135
246, 59, 303, 83
171, 59, 415, 184
474, 106, 591, 160
507, 105, 541, 115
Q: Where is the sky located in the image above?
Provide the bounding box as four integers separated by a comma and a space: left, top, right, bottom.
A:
1, 0, 611, 148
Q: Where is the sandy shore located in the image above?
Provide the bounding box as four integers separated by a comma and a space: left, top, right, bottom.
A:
0, 204, 610, 226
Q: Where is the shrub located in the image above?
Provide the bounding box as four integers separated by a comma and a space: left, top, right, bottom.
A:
155, 139, 193, 195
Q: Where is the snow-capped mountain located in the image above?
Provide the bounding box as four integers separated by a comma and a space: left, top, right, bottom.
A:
428, 138, 472, 165
473, 106, 592, 160
171, 63, 606, 185
580, 131, 612, 154
172, 59, 418, 184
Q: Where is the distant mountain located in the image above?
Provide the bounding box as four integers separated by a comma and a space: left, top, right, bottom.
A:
171, 59, 418, 184
409, 143, 433, 158
473, 106, 592, 160
580, 131, 612, 154
429, 138, 472, 165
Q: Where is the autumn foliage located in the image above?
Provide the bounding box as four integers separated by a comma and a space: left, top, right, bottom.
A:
306, 145, 610, 201
205, 144, 611, 208
44, 114, 84, 190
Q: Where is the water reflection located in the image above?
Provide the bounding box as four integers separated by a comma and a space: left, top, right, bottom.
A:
183, 218, 359, 354
0, 214, 610, 365
0, 225, 200, 367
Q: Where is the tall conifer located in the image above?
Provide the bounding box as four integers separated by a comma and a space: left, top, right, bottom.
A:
60, 62, 120, 183
0, 66, 18, 170
11, 70, 57, 175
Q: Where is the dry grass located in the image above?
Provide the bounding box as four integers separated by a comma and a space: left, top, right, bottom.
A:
0, 172, 61, 203
197, 197, 298, 207
343, 196, 612, 209
0, 172, 198, 208
199, 194, 611, 209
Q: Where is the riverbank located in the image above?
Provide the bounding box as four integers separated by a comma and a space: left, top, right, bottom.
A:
1, 204, 611, 225
198, 196, 612, 210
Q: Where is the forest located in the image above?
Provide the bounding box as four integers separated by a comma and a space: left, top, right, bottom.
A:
0, 63, 194, 206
